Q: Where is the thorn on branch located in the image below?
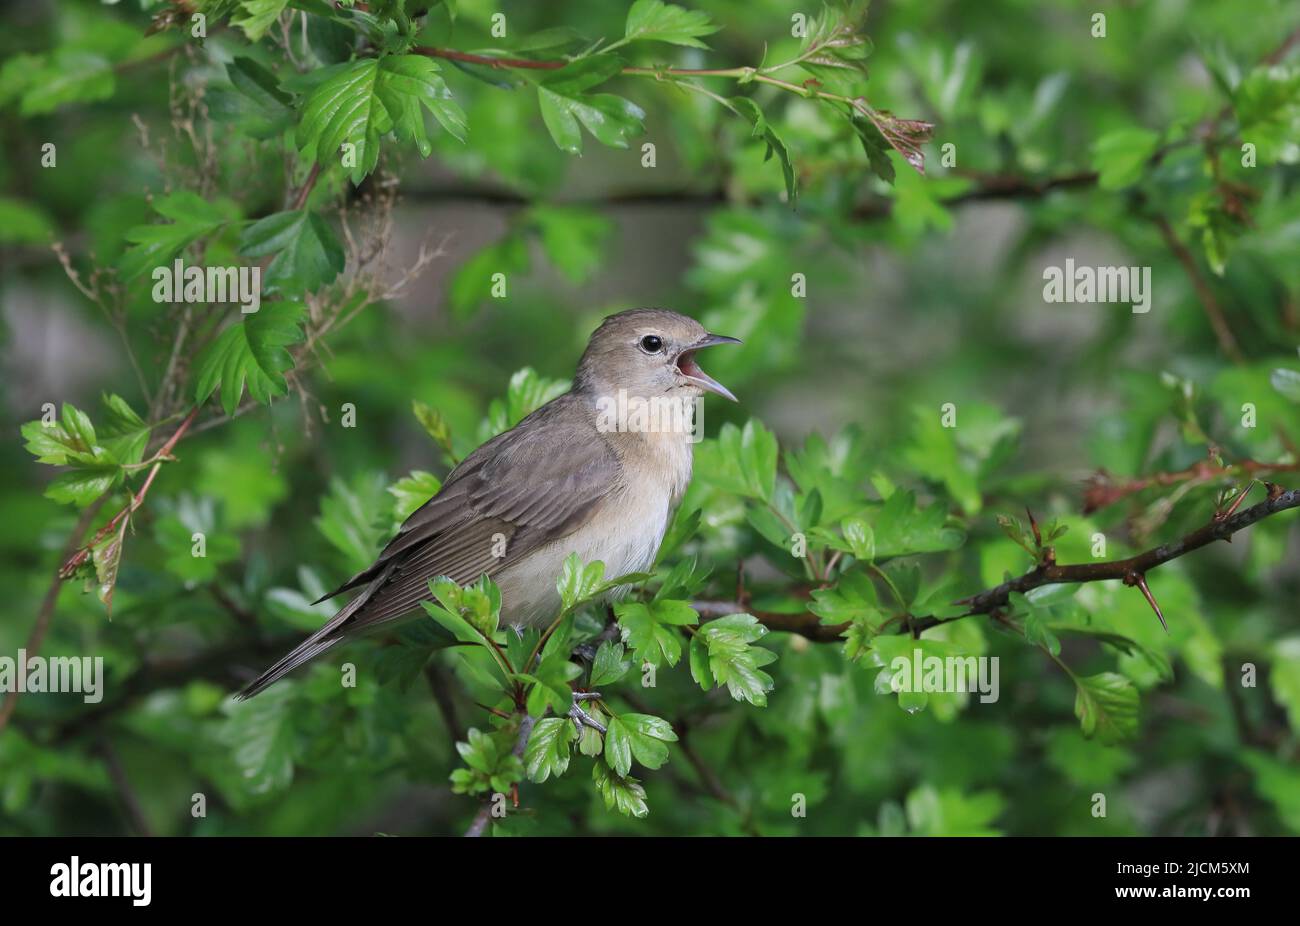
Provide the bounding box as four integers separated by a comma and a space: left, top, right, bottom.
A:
1124, 571, 1168, 633
1214, 480, 1255, 525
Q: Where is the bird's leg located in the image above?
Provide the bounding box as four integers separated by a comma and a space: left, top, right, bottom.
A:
568, 691, 606, 734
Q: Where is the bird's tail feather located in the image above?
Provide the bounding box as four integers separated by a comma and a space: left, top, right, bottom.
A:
237, 634, 341, 699
238, 562, 397, 699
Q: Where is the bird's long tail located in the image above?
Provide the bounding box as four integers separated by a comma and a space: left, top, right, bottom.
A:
236, 584, 376, 699
236, 632, 342, 700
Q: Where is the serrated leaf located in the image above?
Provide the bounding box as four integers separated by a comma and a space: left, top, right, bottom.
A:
590, 641, 631, 687
524, 716, 576, 783
695, 613, 777, 705
623, 0, 719, 48
1073, 672, 1139, 744
615, 599, 698, 667
537, 82, 644, 155
604, 712, 676, 776
119, 191, 234, 281
297, 55, 465, 185
232, 0, 290, 41
239, 209, 345, 295
387, 470, 441, 522
592, 762, 648, 817
726, 96, 797, 202
193, 302, 306, 415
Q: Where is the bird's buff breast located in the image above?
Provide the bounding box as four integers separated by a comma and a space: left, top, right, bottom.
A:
495, 435, 691, 628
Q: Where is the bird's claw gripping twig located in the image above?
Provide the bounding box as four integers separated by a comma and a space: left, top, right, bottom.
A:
568, 692, 606, 734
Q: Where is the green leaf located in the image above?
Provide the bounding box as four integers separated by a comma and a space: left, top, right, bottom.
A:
1269, 637, 1300, 731
239, 209, 345, 295
155, 496, 241, 583
99, 394, 151, 466
374, 54, 468, 148
536, 66, 645, 154
297, 55, 465, 185
592, 762, 648, 817
904, 784, 1004, 836
0, 198, 54, 244
21, 402, 126, 507
1242, 750, 1300, 833
479, 367, 570, 440
220, 684, 296, 798
1090, 127, 1160, 190
19, 49, 114, 116
851, 116, 896, 184
604, 713, 676, 776
590, 641, 631, 687
615, 599, 698, 667
839, 517, 875, 562
1073, 672, 1139, 744
412, 400, 458, 462
119, 191, 235, 281
193, 302, 306, 415
315, 472, 388, 573
695, 419, 779, 501
528, 205, 613, 283
808, 570, 882, 625
725, 96, 797, 203
623, 0, 720, 48
232, 0, 290, 41
372, 621, 458, 691
22, 402, 110, 467
694, 613, 777, 705
524, 717, 576, 783
47, 466, 122, 508
451, 727, 524, 796
518, 652, 582, 718
1271, 368, 1300, 403
387, 470, 441, 523
557, 553, 607, 611
872, 489, 965, 558
1023, 611, 1061, 657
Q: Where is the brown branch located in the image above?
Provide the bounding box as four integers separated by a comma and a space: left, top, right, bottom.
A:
1083, 455, 1300, 513
0, 497, 107, 734
98, 739, 155, 837
424, 661, 466, 742
58, 405, 200, 580
700, 487, 1300, 643
1151, 213, 1245, 363
290, 161, 322, 211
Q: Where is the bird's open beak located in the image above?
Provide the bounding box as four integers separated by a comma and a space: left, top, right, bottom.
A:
677, 333, 741, 402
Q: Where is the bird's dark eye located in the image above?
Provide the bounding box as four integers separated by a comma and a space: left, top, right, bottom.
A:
639, 334, 664, 353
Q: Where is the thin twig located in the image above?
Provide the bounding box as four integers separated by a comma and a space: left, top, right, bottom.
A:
464, 713, 534, 837
1151, 213, 1245, 363
0, 498, 107, 734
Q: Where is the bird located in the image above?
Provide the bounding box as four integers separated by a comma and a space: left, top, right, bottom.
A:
238, 308, 740, 699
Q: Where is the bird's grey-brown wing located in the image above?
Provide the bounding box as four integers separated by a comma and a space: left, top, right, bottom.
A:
238, 397, 621, 697
341, 411, 623, 628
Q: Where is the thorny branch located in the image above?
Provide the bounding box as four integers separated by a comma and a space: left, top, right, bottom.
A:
696, 486, 1300, 644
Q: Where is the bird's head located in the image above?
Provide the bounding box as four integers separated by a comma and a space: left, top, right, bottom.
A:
575, 308, 741, 405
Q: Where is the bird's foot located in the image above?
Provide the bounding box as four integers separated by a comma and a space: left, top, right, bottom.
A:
568, 691, 606, 734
